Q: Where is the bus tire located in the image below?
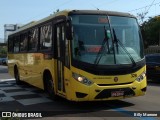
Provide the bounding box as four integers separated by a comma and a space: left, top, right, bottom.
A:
14, 67, 22, 85
44, 72, 58, 100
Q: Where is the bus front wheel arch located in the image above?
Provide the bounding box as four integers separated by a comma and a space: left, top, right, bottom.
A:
43, 70, 58, 100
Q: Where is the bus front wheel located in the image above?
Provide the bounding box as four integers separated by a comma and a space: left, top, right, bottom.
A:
45, 73, 58, 100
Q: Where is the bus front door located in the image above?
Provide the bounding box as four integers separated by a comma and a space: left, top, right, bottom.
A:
56, 23, 66, 95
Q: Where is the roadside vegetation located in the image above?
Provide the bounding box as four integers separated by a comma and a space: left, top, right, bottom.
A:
141, 16, 160, 48
0, 45, 7, 58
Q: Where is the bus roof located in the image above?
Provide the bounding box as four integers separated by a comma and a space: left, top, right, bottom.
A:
9, 10, 135, 36
69, 10, 135, 17
9, 10, 70, 36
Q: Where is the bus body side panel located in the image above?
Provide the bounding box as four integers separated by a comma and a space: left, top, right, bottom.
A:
8, 53, 15, 78
8, 53, 26, 80
24, 53, 44, 89
8, 52, 56, 90
21, 53, 56, 90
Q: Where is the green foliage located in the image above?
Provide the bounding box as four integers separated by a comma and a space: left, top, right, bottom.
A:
0, 46, 7, 57
141, 16, 160, 48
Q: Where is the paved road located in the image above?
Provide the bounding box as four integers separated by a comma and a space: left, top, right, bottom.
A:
0, 65, 160, 120
0, 65, 13, 80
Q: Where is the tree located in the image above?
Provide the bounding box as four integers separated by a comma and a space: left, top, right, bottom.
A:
141, 16, 160, 48
0, 46, 7, 57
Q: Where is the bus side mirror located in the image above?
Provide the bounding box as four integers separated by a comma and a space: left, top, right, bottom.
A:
66, 17, 73, 40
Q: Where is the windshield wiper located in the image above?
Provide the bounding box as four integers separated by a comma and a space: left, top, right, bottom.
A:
94, 26, 110, 65
113, 29, 119, 54
112, 28, 136, 67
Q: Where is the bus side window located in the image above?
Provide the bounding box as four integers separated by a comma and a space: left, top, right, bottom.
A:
28, 28, 38, 51
13, 36, 20, 52
8, 37, 13, 53
20, 33, 28, 52
40, 23, 52, 51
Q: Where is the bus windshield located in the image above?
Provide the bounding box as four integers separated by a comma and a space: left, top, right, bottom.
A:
71, 15, 144, 65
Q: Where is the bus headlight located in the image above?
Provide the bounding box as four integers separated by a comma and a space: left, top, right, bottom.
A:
136, 72, 146, 82
72, 72, 93, 86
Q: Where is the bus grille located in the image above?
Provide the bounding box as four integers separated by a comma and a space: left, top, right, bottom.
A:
97, 82, 133, 86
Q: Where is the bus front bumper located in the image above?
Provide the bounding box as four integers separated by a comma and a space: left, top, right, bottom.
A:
67, 78, 147, 101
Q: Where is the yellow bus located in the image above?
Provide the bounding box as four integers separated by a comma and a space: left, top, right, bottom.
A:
8, 10, 147, 101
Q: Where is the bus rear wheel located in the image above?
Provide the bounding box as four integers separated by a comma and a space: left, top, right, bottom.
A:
14, 68, 22, 85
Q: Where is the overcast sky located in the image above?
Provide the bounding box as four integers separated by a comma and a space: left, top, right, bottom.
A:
0, 0, 160, 42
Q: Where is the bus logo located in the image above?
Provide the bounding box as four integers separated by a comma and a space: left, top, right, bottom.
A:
2, 112, 11, 117
114, 77, 118, 82
131, 74, 137, 78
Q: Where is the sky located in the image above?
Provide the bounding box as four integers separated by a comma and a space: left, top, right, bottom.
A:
0, 0, 160, 42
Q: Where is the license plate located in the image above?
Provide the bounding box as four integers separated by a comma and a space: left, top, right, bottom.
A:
111, 91, 124, 97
